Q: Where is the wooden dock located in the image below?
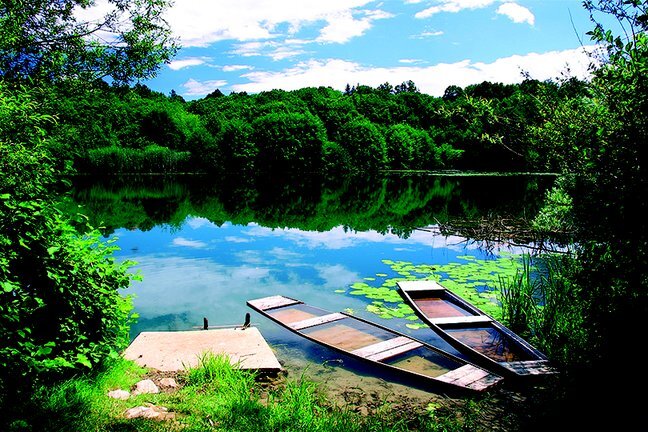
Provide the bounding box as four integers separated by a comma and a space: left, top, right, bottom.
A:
123, 327, 282, 373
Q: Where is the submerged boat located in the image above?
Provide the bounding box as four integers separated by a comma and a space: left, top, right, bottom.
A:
397, 280, 555, 378
247, 295, 502, 393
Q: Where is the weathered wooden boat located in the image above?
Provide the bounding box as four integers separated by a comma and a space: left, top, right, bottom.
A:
247, 295, 502, 393
397, 280, 556, 378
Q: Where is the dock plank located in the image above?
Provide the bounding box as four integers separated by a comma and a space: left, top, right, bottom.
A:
248, 296, 300, 311
123, 328, 282, 373
289, 313, 346, 330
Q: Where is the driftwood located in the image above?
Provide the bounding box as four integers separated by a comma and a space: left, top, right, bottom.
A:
416, 216, 574, 255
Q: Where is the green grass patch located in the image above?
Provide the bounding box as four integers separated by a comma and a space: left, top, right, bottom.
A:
5, 353, 495, 431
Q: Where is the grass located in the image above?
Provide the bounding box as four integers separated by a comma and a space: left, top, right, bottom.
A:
3, 352, 502, 432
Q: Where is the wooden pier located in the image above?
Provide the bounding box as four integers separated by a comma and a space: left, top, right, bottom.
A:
123, 327, 282, 373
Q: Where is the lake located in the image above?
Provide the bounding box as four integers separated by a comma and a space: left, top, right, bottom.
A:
67, 172, 555, 390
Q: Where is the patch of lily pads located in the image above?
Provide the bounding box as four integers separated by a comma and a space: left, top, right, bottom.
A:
340, 253, 528, 325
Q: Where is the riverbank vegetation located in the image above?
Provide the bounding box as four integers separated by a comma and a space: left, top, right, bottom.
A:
13, 354, 502, 432
2, 0, 647, 430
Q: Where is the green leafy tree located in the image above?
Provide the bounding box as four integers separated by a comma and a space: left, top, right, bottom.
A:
252, 111, 326, 173
338, 117, 387, 172
0, 0, 178, 84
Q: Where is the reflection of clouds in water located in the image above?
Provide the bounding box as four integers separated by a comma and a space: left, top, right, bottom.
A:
126, 255, 286, 323
269, 247, 302, 261
184, 217, 214, 230
224, 235, 253, 243
243, 225, 412, 249
125, 255, 363, 328
315, 264, 359, 289
242, 224, 483, 252
394, 247, 416, 252
172, 237, 209, 248
234, 250, 266, 265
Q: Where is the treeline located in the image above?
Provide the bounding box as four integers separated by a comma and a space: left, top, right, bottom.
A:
40, 77, 588, 175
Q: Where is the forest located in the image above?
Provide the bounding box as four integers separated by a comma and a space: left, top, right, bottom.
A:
1, 0, 647, 430
39, 75, 587, 175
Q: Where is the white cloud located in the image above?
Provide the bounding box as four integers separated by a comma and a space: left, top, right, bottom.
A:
172, 237, 208, 248
497, 2, 535, 25
415, 0, 496, 19
168, 57, 209, 70
167, 0, 383, 47
229, 41, 307, 61
232, 46, 600, 96
222, 65, 254, 72
399, 58, 425, 64
317, 9, 393, 43
317, 11, 373, 43
412, 30, 444, 38
181, 78, 228, 96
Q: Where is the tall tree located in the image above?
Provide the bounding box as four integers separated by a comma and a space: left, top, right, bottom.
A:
0, 0, 178, 84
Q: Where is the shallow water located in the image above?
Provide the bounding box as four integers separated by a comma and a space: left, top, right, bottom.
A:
69, 173, 552, 393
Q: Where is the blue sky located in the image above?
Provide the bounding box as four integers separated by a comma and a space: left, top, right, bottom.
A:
135, 1, 606, 99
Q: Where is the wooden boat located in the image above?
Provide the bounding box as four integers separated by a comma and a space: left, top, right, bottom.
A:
247, 295, 502, 393
397, 280, 556, 378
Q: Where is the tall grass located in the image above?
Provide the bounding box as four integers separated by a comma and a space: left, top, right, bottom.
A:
498, 253, 587, 367
84, 145, 191, 174
4, 353, 499, 432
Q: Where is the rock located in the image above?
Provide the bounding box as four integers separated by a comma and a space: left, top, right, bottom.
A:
132, 379, 159, 395
124, 405, 175, 420
107, 389, 130, 400
159, 377, 178, 389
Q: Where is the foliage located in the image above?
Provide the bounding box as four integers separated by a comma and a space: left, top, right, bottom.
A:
531, 182, 574, 234
0, 0, 178, 84
64, 173, 552, 239
26, 77, 596, 175
3, 355, 499, 432
252, 111, 326, 173
338, 117, 387, 172
85, 145, 191, 173
0, 81, 136, 412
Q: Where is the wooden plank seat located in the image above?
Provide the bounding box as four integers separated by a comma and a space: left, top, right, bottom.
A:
247, 295, 301, 311
500, 360, 557, 375
351, 336, 423, 362
430, 315, 492, 325
289, 312, 347, 330
436, 364, 500, 391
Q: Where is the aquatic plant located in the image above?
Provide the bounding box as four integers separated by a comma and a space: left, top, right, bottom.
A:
342, 254, 528, 323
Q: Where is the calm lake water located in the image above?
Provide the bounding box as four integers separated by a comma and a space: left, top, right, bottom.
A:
68, 173, 554, 388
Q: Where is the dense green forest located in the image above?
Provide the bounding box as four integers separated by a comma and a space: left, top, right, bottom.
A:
2, 0, 648, 430
40, 76, 587, 175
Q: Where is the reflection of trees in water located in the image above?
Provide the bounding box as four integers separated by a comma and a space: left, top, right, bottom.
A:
64, 173, 553, 238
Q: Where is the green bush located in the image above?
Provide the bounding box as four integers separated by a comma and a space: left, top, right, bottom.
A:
0, 86, 137, 411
